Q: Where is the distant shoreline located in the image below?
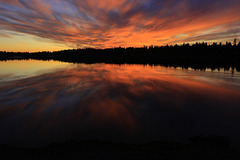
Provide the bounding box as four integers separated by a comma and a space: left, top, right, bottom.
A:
1, 43, 240, 72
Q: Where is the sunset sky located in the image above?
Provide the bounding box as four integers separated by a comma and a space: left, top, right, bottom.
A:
0, 0, 240, 52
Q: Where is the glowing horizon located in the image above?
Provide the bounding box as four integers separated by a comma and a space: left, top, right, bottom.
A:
0, 0, 240, 52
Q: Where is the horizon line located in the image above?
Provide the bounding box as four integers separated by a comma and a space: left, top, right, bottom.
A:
1, 40, 239, 53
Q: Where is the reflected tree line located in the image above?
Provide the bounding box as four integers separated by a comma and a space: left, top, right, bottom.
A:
1, 40, 240, 72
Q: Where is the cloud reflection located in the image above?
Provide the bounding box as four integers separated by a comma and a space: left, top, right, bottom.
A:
1, 64, 240, 147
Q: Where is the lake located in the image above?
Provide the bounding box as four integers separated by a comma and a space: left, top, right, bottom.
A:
0, 60, 240, 149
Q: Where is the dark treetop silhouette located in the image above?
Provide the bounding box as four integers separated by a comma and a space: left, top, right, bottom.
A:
1, 41, 240, 72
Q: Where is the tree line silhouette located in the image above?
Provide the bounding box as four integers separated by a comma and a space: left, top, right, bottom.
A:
1, 40, 240, 72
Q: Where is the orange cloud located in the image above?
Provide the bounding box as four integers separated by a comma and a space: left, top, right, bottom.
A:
0, 0, 240, 50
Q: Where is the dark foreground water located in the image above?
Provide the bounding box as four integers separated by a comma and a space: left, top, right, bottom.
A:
0, 60, 240, 149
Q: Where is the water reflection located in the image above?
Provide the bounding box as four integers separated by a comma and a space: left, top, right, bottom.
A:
0, 62, 240, 149
0, 60, 71, 81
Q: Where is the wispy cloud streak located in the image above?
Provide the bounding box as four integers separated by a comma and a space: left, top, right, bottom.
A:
0, 0, 240, 49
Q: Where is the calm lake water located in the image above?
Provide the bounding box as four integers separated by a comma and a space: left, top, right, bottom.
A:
0, 60, 240, 149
